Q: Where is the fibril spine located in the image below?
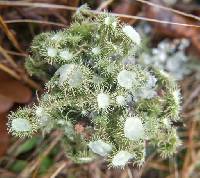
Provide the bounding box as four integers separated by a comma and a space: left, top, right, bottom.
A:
8, 6, 182, 168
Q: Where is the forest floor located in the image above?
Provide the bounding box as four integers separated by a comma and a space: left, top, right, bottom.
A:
0, 0, 200, 177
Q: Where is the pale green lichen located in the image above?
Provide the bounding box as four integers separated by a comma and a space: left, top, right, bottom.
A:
8, 6, 181, 168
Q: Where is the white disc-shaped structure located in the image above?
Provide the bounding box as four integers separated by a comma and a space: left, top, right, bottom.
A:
11, 118, 32, 132
117, 70, 136, 89
112, 151, 133, 167
122, 25, 141, 45
88, 140, 112, 156
56, 64, 83, 87
124, 117, 145, 140
97, 93, 110, 109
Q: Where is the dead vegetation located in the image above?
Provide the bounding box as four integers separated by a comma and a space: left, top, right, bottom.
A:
0, 0, 200, 177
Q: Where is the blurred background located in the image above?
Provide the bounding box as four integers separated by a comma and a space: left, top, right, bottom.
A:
0, 0, 200, 177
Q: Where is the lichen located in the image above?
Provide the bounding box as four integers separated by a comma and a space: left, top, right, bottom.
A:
8, 6, 181, 168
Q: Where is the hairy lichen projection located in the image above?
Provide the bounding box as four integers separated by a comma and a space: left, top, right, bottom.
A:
8, 6, 181, 168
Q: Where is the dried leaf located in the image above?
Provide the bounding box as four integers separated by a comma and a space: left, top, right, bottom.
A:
0, 95, 13, 113
0, 80, 32, 103
67, 0, 80, 7
112, 0, 141, 24
0, 112, 10, 157
0, 70, 11, 81
0, 70, 32, 103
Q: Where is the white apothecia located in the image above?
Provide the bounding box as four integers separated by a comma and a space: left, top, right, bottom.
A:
104, 17, 111, 25
56, 64, 75, 84
59, 49, 73, 61
124, 117, 145, 140
35, 107, 49, 126
92, 47, 101, 55
117, 70, 136, 89
11, 118, 32, 132
138, 74, 157, 99
51, 33, 62, 41
92, 75, 103, 84
138, 88, 157, 99
112, 21, 117, 28
147, 74, 157, 88
163, 118, 171, 128
116, 95, 126, 106
122, 25, 141, 45
104, 17, 117, 28
68, 69, 83, 87
112, 151, 133, 167
88, 140, 112, 156
47, 47, 57, 57
139, 38, 191, 80
56, 64, 83, 87
97, 93, 110, 109
173, 90, 181, 105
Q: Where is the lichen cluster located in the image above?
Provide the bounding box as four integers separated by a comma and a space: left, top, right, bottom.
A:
138, 38, 191, 80
8, 6, 181, 168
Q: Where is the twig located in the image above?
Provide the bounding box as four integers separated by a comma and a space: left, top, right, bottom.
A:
4, 140, 24, 169
50, 161, 68, 178
0, 63, 21, 80
17, 131, 63, 178
4, 49, 28, 57
181, 120, 197, 178
136, 0, 200, 22
0, 45, 41, 90
0, 16, 23, 52
97, 0, 114, 10
0, 168, 17, 178
0, 1, 200, 28
0, 62, 41, 90
0, 1, 77, 11
109, 13, 200, 28
127, 166, 133, 178
5, 19, 67, 27
138, 152, 157, 175
182, 84, 200, 111
0, 45, 19, 69
148, 162, 169, 171
21, 74, 42, 91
